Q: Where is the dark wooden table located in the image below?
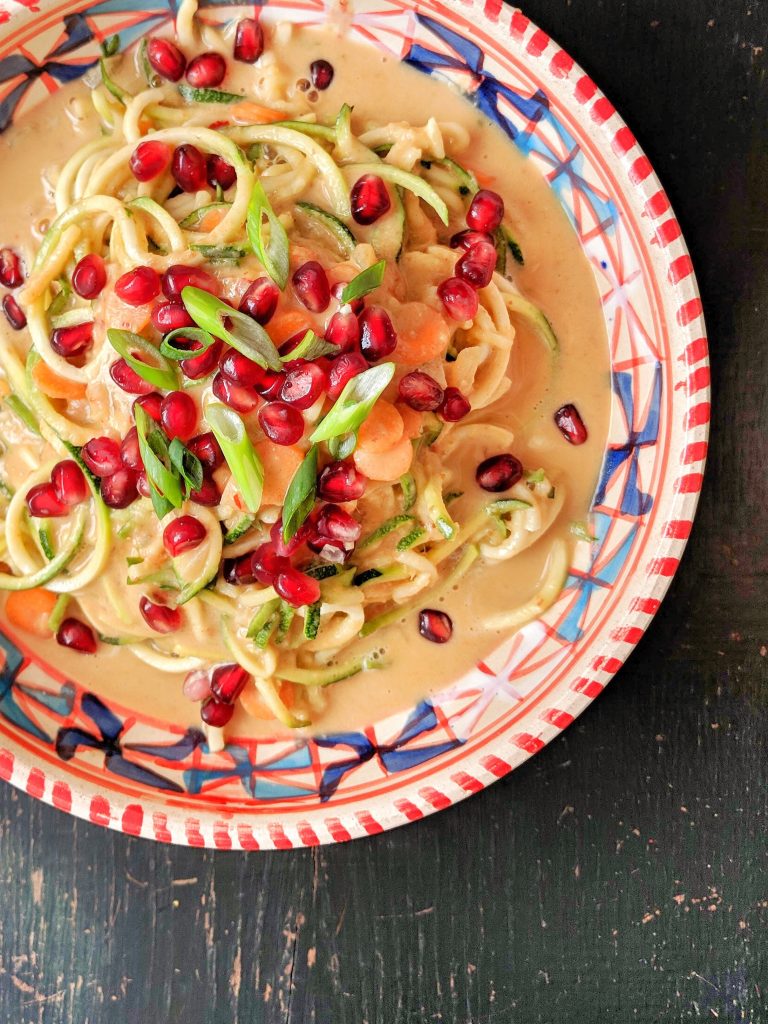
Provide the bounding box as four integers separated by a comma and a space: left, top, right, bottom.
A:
1, 2, 765, 1021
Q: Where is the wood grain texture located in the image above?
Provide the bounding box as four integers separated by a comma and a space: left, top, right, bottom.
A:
1, 1, 766, 1021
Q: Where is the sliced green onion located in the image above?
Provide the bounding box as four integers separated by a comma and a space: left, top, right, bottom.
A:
280, 330, 338, 363
181, 286, 282, 371
281, 445, 317, 543
191, 244, 248, 264
359, 513, 413, 549
4, 395, 40, 436
159, 327, 217, 361
134, 404, 183, 516
107, 329, 179, 391
205, 403, 264, 512
340, 260, 386, 305
246, 178, 290, 289
347, 162, 449, 225
47, 594, 70, 633
310, 362, 395, 444
178, 84, 243, 104
168, 438, 203, 496
327, 432, 357, 460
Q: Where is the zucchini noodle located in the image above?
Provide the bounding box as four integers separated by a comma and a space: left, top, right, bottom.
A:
0, 0, 581, 740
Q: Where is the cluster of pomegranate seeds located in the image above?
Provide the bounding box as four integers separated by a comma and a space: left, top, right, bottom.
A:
206, 154, 236, 190
280, 362, 326, 409
212, 372, 260, 413
51, 460, 88, 506
129, 139, 171, 183
258, 401, 304, 445
274, 566, 321, 608
200, 696, 234, 727
250, 543, 287, 584
317, 461, 367, 502
475, 453, 523, 492
115, 266, 160, 306
360, 306, 397, 362
2, 295, 26, 330
309, 59, 334, 90
439, 386, 471, 421
110, 358, 154, 396
270, 518, 310, 558
450, 229, 494, 251
239, 277, 279, 324
210, 663, 250, 704
350, 174, 391, 226
172, 144, 207, 192
26, 482, 68, 517
315, 504, 361, 545
82, 436, 122, 477
554, 403, 588, 445
163, 515, 207, 556
418, 608, 453, 644
101, 467, 139, 508
79, 435, 141, 508
160, 390, 198, 440
0, 247, 24, 288
152, 300, 193, 333
147, 37, 186, 82
56, 617, 98, 654
234, 18, 264, 63
71, 254, 107, 299
437, 277, 478, 322
185, 52, 226, 88
292, 261, 330, 313
438, 189, 505, 322
398, 370, 444, 412
51, 321, 93, 358
140, 595, 183, 633
187, 431, 223, 469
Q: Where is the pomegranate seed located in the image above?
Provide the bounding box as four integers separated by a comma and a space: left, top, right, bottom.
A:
450, 228, 494, 251
180, 338, 222, 380
418, 608, 452, 643
269, 518, 312, 558
331, 281, 364, 315
151, 301, 194, 333
280, 362, 326, 410
223, 554, 258, 586
172, 144, 207, 193
326, 352, 367, 401
147, 37, 186, 82
310, 59, 334, 89
115, 266, 160, 306
255, 369, 285, 400
101, 468, 139, 508
2, 295, 26, 330
251, 543, 290, 585
133, 392, 162, 422
325, 309, 360, 353
317, 461, 367, 502
206, 154, 236, 190
554, 403, 588, 445
200, 696, 234, 727
456, 240, 497, 289
71, 253, 107, 299
163, 514, 207, 556
183, 668, 211, 702
211, 372, 259, 413
359, 306, 396, 362
162, 264, 219, 301
139, 595, 182, 633
82, 436, 122, 477
110, 358, 155, 395
129, 140, 172, 183
315, 504, 361, 544
350, 174, 391, 225
439, 387, 471, 421
189, 475, 220, 506
161, 391, 197, 441
239, 277, 279, 324
50, 321, 93, 358
210, 663, 250, 704
476, 453, 523, 492
466, 189, 504, 233
398, 370, 444, 412
26, 482, 68, 518
0, 247, 23, 288
136, 471, 151, 498
56, 617, 97, 654
234, 17, 264, 63
51, 460, 88, 506
437, 277, 478, 322
119, 427, 142, 471
292, 260, 330, 313
274, 567, 321, 608
258, 401, 304, 445
186, 52, 226, 88
187, 431, 223, 469
220, 349, 267, 387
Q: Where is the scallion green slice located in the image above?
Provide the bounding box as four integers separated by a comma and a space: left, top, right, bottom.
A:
205, 403, 264, 513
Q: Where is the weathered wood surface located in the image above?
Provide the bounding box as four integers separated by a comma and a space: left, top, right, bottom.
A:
1, 1, 766, 1020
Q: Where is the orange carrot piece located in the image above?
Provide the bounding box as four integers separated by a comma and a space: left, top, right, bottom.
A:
394, 304, 451, 366
256, 440, 304, 506
268, 309, 312, 346
5, 588, 58, 638
240, 680, 298, 720
198, 207, 228, 232
31, 360, 87, 400
230, 102, 286, 125
395, 403, 423, 440
100, 287, 152, 334
357, 400, 404, 454
353, 434, 413, 481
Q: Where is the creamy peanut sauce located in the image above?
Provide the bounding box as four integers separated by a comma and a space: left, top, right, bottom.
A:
0, 24, 610, 735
